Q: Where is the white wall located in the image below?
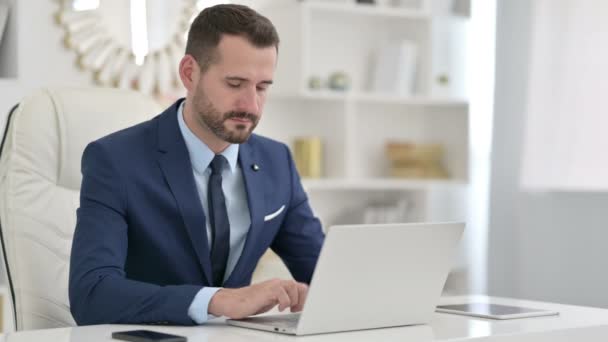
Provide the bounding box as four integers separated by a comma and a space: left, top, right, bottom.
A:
0, 0, 94, 129
16, 1, 92, 85
0, 0, 284, 126
520, 0, 608, 191
488, 0, 608, 308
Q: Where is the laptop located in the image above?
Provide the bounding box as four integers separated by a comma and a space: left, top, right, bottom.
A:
227, 222, 465, 335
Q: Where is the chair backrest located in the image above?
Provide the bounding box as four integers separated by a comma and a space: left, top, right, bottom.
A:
0, 87, 161, 330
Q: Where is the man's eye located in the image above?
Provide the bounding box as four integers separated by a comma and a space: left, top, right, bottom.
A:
228, 82, 241, 88
257, 86, 268, 92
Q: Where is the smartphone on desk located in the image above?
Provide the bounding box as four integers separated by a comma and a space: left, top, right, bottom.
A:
112, 330, 187, 342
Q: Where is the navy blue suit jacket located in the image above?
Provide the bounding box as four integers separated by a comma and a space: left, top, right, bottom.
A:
69, 100, 325, 325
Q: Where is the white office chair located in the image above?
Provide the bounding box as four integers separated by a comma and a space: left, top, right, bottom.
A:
0, 87, 161, 330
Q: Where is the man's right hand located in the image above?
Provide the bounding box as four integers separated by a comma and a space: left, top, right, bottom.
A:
208, 278, 309, 319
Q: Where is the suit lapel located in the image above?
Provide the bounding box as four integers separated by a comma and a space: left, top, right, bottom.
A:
156, 101, 213, 285
225, 139, 266, 286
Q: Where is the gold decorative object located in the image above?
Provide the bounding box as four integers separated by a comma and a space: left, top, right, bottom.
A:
55, 0, 216, 96
293, 137, 323, 178
327, 71, 351, 91
437, 73, 450, 85
308, 75, 322, 90
386, 141, 449, 179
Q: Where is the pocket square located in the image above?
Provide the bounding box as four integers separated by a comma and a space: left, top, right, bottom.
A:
264, 205, 285, 222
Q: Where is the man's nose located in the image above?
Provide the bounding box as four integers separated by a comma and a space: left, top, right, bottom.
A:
236, 87, 260, 115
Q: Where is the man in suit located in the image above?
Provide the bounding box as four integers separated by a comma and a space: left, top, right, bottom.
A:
69, 4, 325, 325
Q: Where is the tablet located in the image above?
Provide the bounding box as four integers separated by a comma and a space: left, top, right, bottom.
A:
436, 303, 559, 320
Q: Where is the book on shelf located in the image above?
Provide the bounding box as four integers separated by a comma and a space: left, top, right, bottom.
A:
386, 141, 449, 179
371, 40, 418, 97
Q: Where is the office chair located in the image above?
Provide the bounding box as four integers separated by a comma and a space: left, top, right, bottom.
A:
0, 87, 161, 330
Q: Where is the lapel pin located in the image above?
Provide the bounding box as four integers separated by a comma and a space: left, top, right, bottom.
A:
251, 164, 260, 172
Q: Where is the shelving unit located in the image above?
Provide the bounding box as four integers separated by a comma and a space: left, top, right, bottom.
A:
257, 0, 470, 214
252, 1, 471, 291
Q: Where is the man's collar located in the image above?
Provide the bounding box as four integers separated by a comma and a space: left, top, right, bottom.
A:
177, 101, 239, 174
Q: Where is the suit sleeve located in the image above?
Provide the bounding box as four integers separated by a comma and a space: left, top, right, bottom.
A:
270, 145, 325, 284
69, 142, 202, 325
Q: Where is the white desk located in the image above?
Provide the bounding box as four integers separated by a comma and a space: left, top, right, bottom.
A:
2, 296, 608, 341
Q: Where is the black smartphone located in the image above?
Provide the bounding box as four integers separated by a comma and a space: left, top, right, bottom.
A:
112, 330, 187, 342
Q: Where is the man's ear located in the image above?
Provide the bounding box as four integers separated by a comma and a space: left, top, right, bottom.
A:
179, 55, 200, 92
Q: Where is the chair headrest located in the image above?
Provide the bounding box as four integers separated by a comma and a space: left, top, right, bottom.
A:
11, 87, 162, 190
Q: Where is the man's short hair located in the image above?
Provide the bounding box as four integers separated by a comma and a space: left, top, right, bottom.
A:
185, 4, 280, 73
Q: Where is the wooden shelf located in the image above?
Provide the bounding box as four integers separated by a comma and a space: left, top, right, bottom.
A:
302, 178, 467, 191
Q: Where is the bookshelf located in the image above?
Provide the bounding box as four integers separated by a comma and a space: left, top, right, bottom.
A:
252, 0, 471, 291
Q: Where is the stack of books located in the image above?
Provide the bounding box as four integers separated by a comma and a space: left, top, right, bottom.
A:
385, 142, 449, 179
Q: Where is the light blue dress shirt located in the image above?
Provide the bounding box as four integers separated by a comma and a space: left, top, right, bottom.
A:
177, 102, 252, 324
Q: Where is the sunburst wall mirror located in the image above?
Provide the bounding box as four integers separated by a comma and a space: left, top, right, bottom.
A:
56, 0, 230, 97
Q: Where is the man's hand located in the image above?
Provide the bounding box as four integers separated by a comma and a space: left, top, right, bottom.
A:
208, 278, 309, 319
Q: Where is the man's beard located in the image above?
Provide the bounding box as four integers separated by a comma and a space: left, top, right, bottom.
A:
192, 91, 259, 144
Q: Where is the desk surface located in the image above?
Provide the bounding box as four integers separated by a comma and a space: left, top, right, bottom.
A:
3, 296, 608, 342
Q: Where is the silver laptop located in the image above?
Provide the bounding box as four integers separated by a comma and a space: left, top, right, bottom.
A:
227, 222, 464, 335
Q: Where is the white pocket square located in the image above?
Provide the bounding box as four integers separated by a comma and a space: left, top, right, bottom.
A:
264, 205, 285, 222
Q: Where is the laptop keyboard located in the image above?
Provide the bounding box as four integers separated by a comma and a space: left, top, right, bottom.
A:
243, 313, 301, 328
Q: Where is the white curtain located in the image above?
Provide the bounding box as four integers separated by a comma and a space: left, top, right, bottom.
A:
520, 0, 608, 191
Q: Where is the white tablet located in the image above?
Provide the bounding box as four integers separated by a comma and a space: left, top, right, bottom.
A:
436, 303, 559, 320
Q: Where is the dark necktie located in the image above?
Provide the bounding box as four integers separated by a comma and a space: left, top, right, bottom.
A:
208, 155, 230, 287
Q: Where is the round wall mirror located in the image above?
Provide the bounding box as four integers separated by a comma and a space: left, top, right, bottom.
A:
56, 0, 230, 96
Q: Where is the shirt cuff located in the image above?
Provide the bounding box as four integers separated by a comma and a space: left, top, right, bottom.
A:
188, 287, 222, 324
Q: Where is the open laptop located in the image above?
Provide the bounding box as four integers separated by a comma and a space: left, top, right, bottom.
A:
227, 222, 464, 335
